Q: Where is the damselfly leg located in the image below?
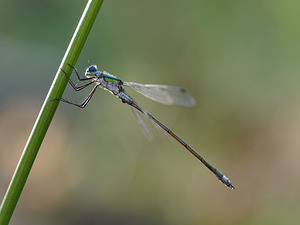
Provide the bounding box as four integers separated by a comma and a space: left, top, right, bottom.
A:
58, 85, 98, 108
61, 64, 95, 91
53, 65, 98, 108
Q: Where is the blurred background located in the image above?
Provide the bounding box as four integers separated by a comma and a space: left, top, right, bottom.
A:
1, 0, 300, 224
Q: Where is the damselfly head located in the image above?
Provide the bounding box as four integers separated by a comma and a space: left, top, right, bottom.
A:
85, 65, 98, 78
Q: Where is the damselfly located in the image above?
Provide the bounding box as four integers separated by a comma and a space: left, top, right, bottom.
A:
55, 64, 235, 189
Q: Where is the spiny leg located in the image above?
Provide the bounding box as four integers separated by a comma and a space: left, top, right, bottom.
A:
60, 68, 94, 91
59, 84, 99, 108
67, 64, 92, 81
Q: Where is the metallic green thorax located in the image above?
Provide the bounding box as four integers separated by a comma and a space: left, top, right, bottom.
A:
103, 74, 120, 84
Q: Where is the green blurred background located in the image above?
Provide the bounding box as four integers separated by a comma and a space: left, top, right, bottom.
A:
1, 0, 300, 224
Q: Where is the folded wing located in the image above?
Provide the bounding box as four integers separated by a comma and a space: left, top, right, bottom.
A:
124, 82, 196, 107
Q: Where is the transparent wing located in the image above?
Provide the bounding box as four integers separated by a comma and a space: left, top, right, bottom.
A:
132, 103, 173, 143
123, 82, 196, 107
131, 107, 153, 140
149, 118, 174, 144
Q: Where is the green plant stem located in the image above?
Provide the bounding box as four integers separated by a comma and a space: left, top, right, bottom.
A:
0, 0, 104, 224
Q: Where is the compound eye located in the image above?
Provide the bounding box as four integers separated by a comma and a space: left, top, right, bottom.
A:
88, 65, 97, 73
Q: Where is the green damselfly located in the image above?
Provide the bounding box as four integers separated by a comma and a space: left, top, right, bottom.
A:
55, 64, 235, 189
